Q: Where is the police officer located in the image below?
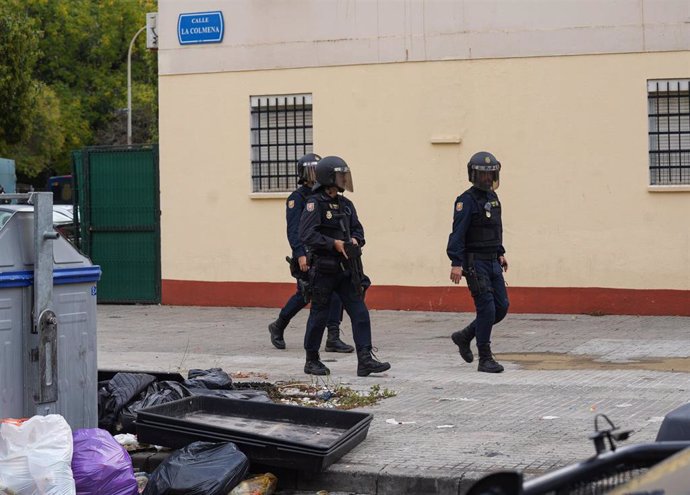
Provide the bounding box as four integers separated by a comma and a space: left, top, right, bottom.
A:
447, 151, 509, 373
268, 154, 354, 353
299, 156, 391, 376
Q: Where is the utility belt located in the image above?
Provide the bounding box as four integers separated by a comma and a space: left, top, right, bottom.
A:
466, 252, 498, 262
310, 254, 345, 274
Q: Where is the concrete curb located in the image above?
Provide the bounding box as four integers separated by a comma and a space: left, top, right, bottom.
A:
130, 451, 487, 494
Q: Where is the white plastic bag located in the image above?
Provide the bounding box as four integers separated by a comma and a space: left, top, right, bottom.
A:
0, 415, 76, 495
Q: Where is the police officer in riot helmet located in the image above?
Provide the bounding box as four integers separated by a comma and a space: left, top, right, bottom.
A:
299, 156, 391, 376
268, 153, 354, 353
446, 151, 509, 373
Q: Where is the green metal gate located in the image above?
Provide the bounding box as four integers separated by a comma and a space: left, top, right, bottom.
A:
72, 145, 160, 303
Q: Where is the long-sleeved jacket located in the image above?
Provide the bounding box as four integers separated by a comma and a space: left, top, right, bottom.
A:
299, 191, 365, 257
285, 185, 312, 258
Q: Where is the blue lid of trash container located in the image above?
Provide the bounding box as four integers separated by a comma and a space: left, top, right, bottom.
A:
0, 266, 101, 288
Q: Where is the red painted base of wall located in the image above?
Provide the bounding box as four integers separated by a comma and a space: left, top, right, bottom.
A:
162, 280, 690, 316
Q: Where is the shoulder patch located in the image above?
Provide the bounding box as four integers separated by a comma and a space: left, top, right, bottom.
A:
456, 201, 463, 212
306, 202, 315, 212
287, 199, 295, 209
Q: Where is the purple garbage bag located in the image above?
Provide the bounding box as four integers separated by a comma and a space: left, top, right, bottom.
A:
72, 428, 139, 495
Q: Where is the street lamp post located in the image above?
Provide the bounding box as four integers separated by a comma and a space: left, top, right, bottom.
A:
127, 26, 146, 146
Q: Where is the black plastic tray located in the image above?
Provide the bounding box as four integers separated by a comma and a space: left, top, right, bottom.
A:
137, 414, 371, 455
135, 396, 373, 471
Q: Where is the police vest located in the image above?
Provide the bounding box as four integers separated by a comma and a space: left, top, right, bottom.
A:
314, 195, 348, 253
465, 188, 502, 252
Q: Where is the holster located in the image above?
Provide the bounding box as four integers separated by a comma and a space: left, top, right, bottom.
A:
464, 254, 492, 297
286, 256, 312, 303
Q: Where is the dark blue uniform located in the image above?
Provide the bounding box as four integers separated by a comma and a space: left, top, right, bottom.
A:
299, 192, 371, 352
447, 186, 509, 344
278, 185, 343, 326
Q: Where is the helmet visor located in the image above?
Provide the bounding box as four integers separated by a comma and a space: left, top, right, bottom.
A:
334, 167, 354, 192
471, 169, 500, 191
301, 164, 317, 184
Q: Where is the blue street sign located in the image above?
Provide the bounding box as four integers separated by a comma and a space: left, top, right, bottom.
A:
178, 11, 224, 45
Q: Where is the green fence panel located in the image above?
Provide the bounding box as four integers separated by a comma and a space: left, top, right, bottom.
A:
91, 232, 159, 303
72, 145, 160, 303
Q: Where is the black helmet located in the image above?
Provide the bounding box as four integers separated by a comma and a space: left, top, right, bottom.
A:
313, 156, 354, 192
297, 153, 321, 185
467, 151, 501, 191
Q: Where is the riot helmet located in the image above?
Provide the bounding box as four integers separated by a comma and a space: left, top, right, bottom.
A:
313, 156, 354, 193
297, 153, 321, 185
467, 151, 501, 191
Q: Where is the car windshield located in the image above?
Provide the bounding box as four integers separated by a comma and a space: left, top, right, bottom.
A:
0, 211, 12, 230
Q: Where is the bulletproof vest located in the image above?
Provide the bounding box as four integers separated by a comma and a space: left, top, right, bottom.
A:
314, 195, 347, 249
465, 188, 502, 252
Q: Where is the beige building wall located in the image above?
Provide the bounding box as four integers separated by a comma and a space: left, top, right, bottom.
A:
158, 0, 690, 74
159, 51, 690, 291
157, 0, 689, 313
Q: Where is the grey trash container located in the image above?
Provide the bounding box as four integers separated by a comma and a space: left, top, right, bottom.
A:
0, 201, 100, 429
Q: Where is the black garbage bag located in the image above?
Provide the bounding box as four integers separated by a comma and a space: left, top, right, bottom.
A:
184, 368, 233, 390
656, 402, 690, 441
142, 441, 249, 495
118, 381, 192, 433
98, 373, 157, 432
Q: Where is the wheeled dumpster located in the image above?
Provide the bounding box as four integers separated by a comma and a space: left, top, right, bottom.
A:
0, 193, 101, 429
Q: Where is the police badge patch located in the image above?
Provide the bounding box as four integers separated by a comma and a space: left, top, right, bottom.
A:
456, 201, 463, 212
287, 200, 295, 209
306, 202, 315, 212
326, 211, 333, 219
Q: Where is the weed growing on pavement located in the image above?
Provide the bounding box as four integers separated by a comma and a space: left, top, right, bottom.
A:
235, 379, 396, 410
332, 383, 397, 409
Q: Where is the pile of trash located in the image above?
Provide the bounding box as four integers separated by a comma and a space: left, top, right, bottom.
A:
1, 368, 388, 494
98, 368, 271, 434
0, 414, 279, 495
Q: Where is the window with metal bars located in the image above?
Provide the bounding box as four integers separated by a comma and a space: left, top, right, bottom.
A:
250, 94, 313, 193
647, 80, 690, 186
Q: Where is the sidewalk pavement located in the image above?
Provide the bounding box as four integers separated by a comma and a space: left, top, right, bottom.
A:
98, 305, 690, 494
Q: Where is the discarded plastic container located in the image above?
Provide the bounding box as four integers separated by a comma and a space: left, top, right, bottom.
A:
136, 396, 373, 472
0, 197, 101, 429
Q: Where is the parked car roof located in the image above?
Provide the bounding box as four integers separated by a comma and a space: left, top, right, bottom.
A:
0, 204, 74, 230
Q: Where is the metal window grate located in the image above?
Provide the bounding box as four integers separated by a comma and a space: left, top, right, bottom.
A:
250, 94, 313, 192
647, 80, 690, 185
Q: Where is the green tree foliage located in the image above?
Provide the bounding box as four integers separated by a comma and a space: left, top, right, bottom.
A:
0, 10, 41, 144
0, 0, 157, 178
4, 84, 65, 176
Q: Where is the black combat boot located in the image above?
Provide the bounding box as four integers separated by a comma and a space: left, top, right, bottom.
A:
304, 351, 330, 376
356, 346, 391, 377
268, 317, 288, 350
477, 343, 504, 373
324, 326, 355, 353
451, 324, 476, 363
